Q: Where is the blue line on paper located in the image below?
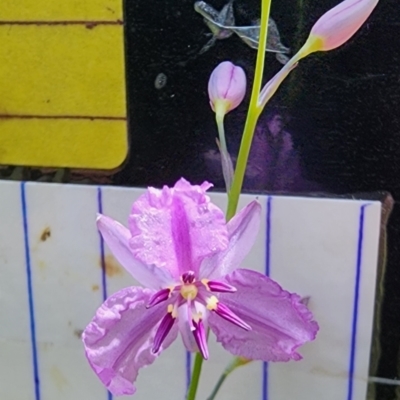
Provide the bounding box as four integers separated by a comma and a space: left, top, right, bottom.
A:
21, 182, 41, 400
347, 204, 367, 400
186, 351, 192, 394
97, 187, 113, 400
263, 196, 272, 400
97, 187, 108, 302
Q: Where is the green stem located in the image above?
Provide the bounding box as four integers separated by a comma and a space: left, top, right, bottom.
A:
186, 352, 204, 400
216, 116, 227, 153
206, 358, 243, 400
206, 372, 228, 400
226, 0, 271, 220
216, 115, 235, 192
186, 1, 271, 398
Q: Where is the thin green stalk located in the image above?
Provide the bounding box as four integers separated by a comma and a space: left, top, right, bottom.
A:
226, 0, 271, 220
206, 358, 245, 400
216, 116, 227, 153
206, 371, 228, 400
216, 116, 235, 192
186, 352, 204, 400
186, 1, 271, 398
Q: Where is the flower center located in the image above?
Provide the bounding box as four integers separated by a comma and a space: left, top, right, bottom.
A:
150, 274, 251, 360
180, 284, 198, 300
181, 270, 196, 284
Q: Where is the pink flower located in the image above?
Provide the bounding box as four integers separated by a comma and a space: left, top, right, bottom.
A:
303, 0, 379, 54
83, 178, 318, 396
208, 61, 246, 119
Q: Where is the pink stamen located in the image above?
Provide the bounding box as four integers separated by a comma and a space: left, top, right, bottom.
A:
192, 319, 209, 360
207, 280, 237, 293
147, 288, 171, 308
152, 312, 175, 353
182, 271, 196, 284
214, 302, 251, 331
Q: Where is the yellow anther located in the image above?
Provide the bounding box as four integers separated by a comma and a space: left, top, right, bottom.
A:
167, 303, 178, 318
201, 278, 210, 291
206, 295, 219, 311
180, 284, 198, 300
192, 311, 202, 323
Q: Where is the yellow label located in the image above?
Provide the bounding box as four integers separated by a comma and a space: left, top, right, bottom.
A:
0, 0, 123, 21
0, 0, 127, 169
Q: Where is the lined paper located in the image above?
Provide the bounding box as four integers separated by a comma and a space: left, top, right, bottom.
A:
0, 181, 381, 400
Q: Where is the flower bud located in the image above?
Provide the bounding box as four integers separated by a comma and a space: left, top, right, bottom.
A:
258, 0, 379, 110
301, 0, 379, 56
208, 61, 246, 120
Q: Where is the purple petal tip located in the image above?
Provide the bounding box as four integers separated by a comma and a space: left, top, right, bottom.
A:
193, 320, 209, 360
152, 312, 176, 354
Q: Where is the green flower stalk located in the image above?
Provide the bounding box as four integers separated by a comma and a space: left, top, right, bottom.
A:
226, 0, 272, 220
187, 1, 273, 399
206, 357, 252, 400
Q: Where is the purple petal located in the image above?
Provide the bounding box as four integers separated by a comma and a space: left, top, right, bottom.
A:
82, 287, 178, 396
209, 269, 319, 362
200, 201, 261, 279
178, 303, 198, 353
129, 178, 228, 278
208, 61, 247, 112
97, 214, 173, 289
177, 302, 209, 354
308, 0, 379, 51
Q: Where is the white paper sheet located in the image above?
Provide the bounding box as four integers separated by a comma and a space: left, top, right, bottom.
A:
0, 181, 382, 400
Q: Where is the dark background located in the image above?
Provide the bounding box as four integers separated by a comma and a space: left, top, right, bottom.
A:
119, 0, 400, 194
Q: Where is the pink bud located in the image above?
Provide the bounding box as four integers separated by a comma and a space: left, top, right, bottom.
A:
208, 61, 246, 118
308, 0, 379, 52
258, 0, 379, 113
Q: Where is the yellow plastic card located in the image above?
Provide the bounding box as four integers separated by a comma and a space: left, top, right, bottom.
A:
0, 0, 127, 169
